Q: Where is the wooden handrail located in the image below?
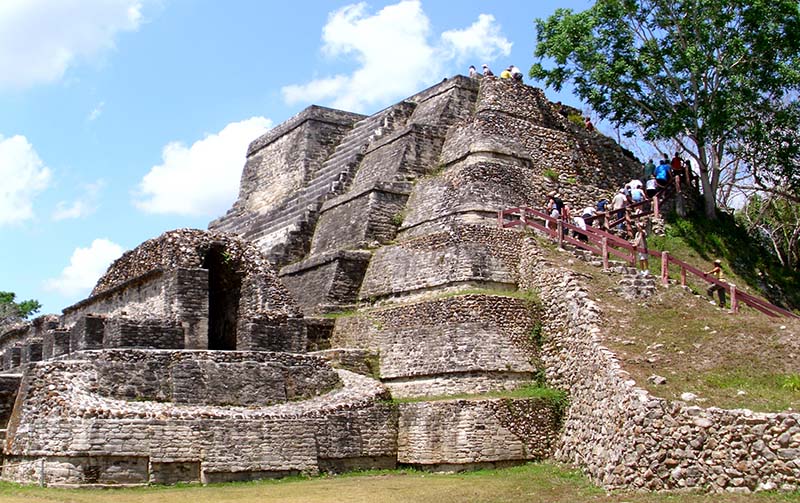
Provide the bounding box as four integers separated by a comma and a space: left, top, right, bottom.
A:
498, 206, 799, 319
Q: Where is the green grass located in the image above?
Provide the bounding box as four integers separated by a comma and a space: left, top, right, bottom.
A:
432, 287, 541, 304
541, 243, 800, 412
389, 383, 567, 406
1, 463, 798, 503
543, 168, 559, 181
654, 211, 800, 310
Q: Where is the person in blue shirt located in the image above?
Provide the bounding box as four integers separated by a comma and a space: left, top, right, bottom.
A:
654, 158, 672, 188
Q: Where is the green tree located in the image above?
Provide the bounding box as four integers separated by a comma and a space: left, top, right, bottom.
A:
737, 194, 800, 271
529, 0, 800, 218
0, 291, 42, 327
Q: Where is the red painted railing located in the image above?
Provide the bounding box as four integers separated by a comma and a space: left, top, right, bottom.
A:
498, 206, 799, 319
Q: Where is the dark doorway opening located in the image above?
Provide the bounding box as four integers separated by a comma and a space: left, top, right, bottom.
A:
203, 244, 241, 350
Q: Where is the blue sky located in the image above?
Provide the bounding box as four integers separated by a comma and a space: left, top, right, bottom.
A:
1, 0, 593, 316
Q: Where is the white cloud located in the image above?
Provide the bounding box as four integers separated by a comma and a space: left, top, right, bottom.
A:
281, 0, 511, 113
440, 14, 513, 63
52, 180, 105, 221
87, 101, 105, 121
134, 117, 272, 216
0, 134, 51, 226
0, 0, 144, 89
44, 238, 124, 297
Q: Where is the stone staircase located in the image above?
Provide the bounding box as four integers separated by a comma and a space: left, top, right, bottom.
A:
246, 102, 417, 265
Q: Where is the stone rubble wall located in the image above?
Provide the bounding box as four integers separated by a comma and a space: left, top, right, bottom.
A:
2, 351, 396, 486
331, 294, 540, 398
0, 316, 58, 371
397, 398, 560, 467
517, 237, 800, 493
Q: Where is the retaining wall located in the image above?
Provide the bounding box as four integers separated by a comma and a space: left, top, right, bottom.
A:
518, 237, 800, 493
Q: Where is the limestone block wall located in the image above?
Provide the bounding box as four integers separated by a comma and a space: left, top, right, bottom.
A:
63, 270, 173, 327
212, 106, 364, 227
360, 225, 521, 300
103, 318, 184, 349
331, 294, 539, 398
397, 398, 560, 467
518, 237, 800, 493
80, 350, 341, 406
310, 184, 410, 255
3, 352, 396, 485
279, 250, 372, 315
405, 76, 479, 127
400, 159, 540, 236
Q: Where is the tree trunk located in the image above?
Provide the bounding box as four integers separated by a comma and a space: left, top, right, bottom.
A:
695, 147, 718, 219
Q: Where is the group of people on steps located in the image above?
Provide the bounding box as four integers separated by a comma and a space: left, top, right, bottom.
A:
544, 180, 727, 307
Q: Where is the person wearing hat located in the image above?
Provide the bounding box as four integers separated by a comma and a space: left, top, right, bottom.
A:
545, 191, 564, 231
482, 64, 494, 77
704, 259, 726, 307
500, 66, 512, 79
510, 65, 523, 82
632, 221, 649, 274
611, 188, 627, 231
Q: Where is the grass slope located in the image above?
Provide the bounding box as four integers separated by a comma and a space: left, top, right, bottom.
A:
542, 217, 800, 411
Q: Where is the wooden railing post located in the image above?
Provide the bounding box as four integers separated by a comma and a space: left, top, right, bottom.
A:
731, 284, 739, 313
497, 210, 503, 228
680, 266, 686, 287
661, 251, 669, 285
654, 196, 660, 219
557, 219, 564, 249
602, 237, 609, 270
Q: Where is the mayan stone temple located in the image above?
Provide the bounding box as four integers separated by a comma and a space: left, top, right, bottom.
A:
1, 76, 798, 491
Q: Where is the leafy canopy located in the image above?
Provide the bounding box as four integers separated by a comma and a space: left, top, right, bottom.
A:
530, 0, 800, 211
0, 291, 42, 327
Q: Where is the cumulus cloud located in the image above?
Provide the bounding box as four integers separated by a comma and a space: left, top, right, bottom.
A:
440, 14, 513, 63
52, 180, 105, 221
134, 117, 272, 216
282, 0, 511, 113
44, 238, 124, 297
0, 134, 51, 226
0, 0, 144, 89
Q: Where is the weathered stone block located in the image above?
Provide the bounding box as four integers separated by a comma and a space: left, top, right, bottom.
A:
280, 250, 372, 315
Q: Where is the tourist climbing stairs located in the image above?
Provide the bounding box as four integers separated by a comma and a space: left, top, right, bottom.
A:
498, 206, 798, 319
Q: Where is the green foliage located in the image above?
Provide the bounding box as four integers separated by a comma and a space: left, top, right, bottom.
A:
0, 291, 41, 327
528, 320, 545, 348
703, 371, 800, 410
530, 0, 800, 216
737, 193, 800, 271
542, 168, 559, 181
782, 374, 800, 392
565, 177, 577, 185
566, 112, 584, 127
652, 211, 800, 310
389, 383, 567, 405
390, 210, 406, 227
